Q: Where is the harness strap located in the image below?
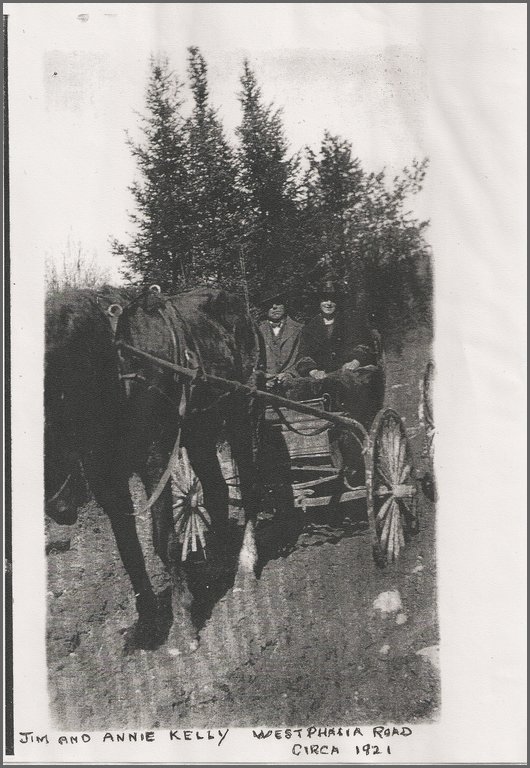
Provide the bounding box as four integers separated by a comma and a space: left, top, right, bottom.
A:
158, 300, 196, 418
158, 307, 179, 363
137, 417, 183, 516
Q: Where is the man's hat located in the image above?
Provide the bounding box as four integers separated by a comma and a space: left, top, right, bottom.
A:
256, 289, 290, 309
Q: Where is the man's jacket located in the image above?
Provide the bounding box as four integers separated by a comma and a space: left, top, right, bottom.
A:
258, 317, 303, 378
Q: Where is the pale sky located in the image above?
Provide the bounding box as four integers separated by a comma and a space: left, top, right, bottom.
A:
6, 3, 435, 282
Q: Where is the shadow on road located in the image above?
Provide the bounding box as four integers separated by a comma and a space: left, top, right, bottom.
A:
181, 498, 371, 634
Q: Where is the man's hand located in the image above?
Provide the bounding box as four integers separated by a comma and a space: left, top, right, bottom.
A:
341, 359, 360, 372
309, 369, 326, 380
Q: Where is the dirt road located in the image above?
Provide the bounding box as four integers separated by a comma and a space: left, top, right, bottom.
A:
46, 326, 439, 729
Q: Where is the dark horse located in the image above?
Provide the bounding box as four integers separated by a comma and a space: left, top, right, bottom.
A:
45, 286, 264, 652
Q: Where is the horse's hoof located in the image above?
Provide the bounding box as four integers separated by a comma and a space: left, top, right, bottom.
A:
122, 620, 162, 653
167, 637, 199, 657
233, 568, 258, 593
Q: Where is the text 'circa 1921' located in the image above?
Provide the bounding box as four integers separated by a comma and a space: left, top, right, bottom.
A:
252, 725, 413, 756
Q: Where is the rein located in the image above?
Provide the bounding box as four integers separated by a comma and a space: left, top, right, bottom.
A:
268, 404, 331, 437
46, 474, 72, 505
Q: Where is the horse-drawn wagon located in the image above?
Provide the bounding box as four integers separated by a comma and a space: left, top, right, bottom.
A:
119, 338, 419, 568
45, 285, 426, 649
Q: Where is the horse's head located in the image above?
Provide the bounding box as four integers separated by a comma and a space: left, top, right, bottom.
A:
44, 289, 118, 523
115, 285, 182, 373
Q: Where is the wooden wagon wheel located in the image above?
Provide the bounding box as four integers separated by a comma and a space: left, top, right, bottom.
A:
171, 448, 211, 562
419, 360, 435, 460
418, 360, 436, 501
366, 408, 418, 565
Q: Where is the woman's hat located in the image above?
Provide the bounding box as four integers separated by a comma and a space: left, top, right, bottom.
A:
319, 279, 343, 298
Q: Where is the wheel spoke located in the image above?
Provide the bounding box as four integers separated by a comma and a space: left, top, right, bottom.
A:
376, 462, 393, 489
380, 500, 394, 551
195, 505, 211, 527
383, 423, 393, 474
377, 445, 394, 486
392, 501, 400, 557
190, 512, 198, 553
387, 421, 396, 478
387, 502, 397, 560
196, 519, 207, 551
392, 420, 401, 479
172, 476, 190, 496
392, 512, 399, 561
393, 502, 403, 561
180, 448, 193, 487
399, 463, 412, 484
173, 505, 187, 527
376, 495, 393, 523
396, 435, 407, 477
181, 519, 192, 561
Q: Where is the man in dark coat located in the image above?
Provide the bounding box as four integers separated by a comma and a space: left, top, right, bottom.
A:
258, 293, 303, 393
287, 280, 384, 428
256, 292, 305, 550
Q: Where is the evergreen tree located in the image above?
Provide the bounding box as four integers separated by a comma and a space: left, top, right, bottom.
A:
297, 134, 364, 310
184, 47, 243, 289
113, 51, 431, 341
301, 133, 431, 336
236, 61, 300, 301
112, 57, 189, 291
353, 159, 432, 335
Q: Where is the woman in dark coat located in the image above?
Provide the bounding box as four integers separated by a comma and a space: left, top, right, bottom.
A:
287, 281, 384, 428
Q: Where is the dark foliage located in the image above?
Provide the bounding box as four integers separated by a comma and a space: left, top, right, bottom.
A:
113, 51, 433, 340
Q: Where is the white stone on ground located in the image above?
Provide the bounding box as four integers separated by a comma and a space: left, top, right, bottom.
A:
416, 645, 440, 669
373, 590, 403, 614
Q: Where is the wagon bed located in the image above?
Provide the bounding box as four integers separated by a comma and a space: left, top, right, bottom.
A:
263, 396, 418, 564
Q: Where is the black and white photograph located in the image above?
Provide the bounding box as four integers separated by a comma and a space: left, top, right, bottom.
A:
4, 3, 526, 764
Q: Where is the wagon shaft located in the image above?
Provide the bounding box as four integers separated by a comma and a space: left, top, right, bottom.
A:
117, 340, 368, 437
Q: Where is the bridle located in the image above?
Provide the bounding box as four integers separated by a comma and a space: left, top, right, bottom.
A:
110, 286, 199, 414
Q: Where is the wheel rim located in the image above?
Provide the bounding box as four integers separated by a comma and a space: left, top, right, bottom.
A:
171, 448, 211, 561
371, 410, 417, 563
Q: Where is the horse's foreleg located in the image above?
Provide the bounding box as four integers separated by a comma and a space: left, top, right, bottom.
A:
155, 482, 199, 656
85, 465, 157, 630
142, 444, 198, 655
225, 410, 262, 577
183, 416, 229, 539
